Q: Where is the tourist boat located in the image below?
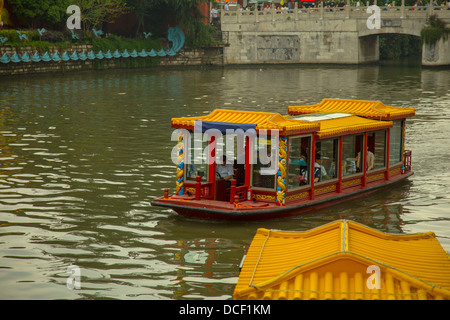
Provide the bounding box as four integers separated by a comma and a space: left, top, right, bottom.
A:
151, 99, 415, 220
233, 220, 450, 300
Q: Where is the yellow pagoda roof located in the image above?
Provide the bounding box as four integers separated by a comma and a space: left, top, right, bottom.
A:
288, 99, 415, 121
288, 114, 393, 139
171, 109, 320, 135
234, 220, 450, 300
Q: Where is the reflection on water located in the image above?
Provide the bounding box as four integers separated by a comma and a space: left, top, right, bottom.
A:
0, 64, 449, 299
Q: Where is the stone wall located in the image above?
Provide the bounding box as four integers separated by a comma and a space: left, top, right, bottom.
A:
159, 47, 224, 66
422, 37, 450, 67
222, 18, 368, 65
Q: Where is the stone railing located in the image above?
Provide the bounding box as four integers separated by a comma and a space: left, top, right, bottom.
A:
221, 3, 450, 23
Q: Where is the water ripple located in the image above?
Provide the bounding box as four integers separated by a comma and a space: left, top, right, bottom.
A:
0, 65, 449, 300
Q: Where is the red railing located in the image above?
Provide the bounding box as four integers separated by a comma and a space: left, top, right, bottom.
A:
229, 180, 248, 204
193, 176, 248, 203
194, 176, 214, 200
403, 150, 412, 173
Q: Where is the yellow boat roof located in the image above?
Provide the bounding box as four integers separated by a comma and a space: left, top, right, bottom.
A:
172, 109, 393, 138
234, 220, 450, 300
288, 114, 393, 139
288, 99, 415, 121
171, 109, 320, 136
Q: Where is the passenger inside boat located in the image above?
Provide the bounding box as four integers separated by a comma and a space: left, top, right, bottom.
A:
357, 147, 374, 171
342, 134, 364, 177
288, 136, 311, 188
344, 153, 358, 175
214, 155, 232, 202
216, 155, 234, 187
314, 154, 323, 183
314, 139, 339, 182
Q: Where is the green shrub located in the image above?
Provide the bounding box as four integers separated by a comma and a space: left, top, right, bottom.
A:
379, 34, 422, 60
421, 27, 446, 45
0, 29, 39, 42
420, 14, 450, 45
91, 35, 162, 52
40, 30, 67, 42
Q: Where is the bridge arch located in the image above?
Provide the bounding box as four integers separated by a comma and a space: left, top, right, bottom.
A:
358, 33, 423, 61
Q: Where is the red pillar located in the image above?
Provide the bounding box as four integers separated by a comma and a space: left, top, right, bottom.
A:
337, 136, 343, 193
208, 135, 216, 196
310, 135, 316, 200
362, 133, 367, 188
245, 135, 251, 187
385, 128, 391, 181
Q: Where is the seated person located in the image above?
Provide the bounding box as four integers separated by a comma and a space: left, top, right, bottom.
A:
299, 167, 308, 185
298, 158, 308, 185
357, 147, 374, 171
345, 154, 358, 175
314, 154, 325, 183
216, 155, 234, 187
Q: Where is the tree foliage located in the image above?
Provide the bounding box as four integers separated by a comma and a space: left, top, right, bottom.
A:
7, 0, 215, 47
379, 34, 422, 60
127, 0, 216, 47
8, 0, 71, 28
73, 0, 128, 32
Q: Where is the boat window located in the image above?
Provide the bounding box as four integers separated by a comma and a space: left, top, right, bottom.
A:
368, 130, 387, 170
342, 134, 364, 177
315, 138, 339, 183
252, 137, 276, 190
389, 120, 403, 165
185, 132, 208, 182
288, 136, 311, 190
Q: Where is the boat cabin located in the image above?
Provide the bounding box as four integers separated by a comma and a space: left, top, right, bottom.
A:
169, 99, 414, 206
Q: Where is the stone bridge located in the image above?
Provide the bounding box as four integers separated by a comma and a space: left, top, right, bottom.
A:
220, 4, 450, 66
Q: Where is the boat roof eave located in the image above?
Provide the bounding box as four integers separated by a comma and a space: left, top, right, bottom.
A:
288, 99, 416, 121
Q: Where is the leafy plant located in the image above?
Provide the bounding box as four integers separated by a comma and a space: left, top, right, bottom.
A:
0, 29, 38, 42
72, 0, 129, 32
127, 0, 217, 48
7, 0, 71, 28
91, 34, 161, 51
420, 14, 450, 45
379, 34, 422, 60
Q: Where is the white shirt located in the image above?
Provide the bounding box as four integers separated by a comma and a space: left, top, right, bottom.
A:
217, 164, 234, 179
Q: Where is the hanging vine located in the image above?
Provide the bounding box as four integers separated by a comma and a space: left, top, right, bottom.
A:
420, 14, 450, 45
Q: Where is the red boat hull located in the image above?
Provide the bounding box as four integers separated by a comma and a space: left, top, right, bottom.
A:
151, 172, 413, 221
